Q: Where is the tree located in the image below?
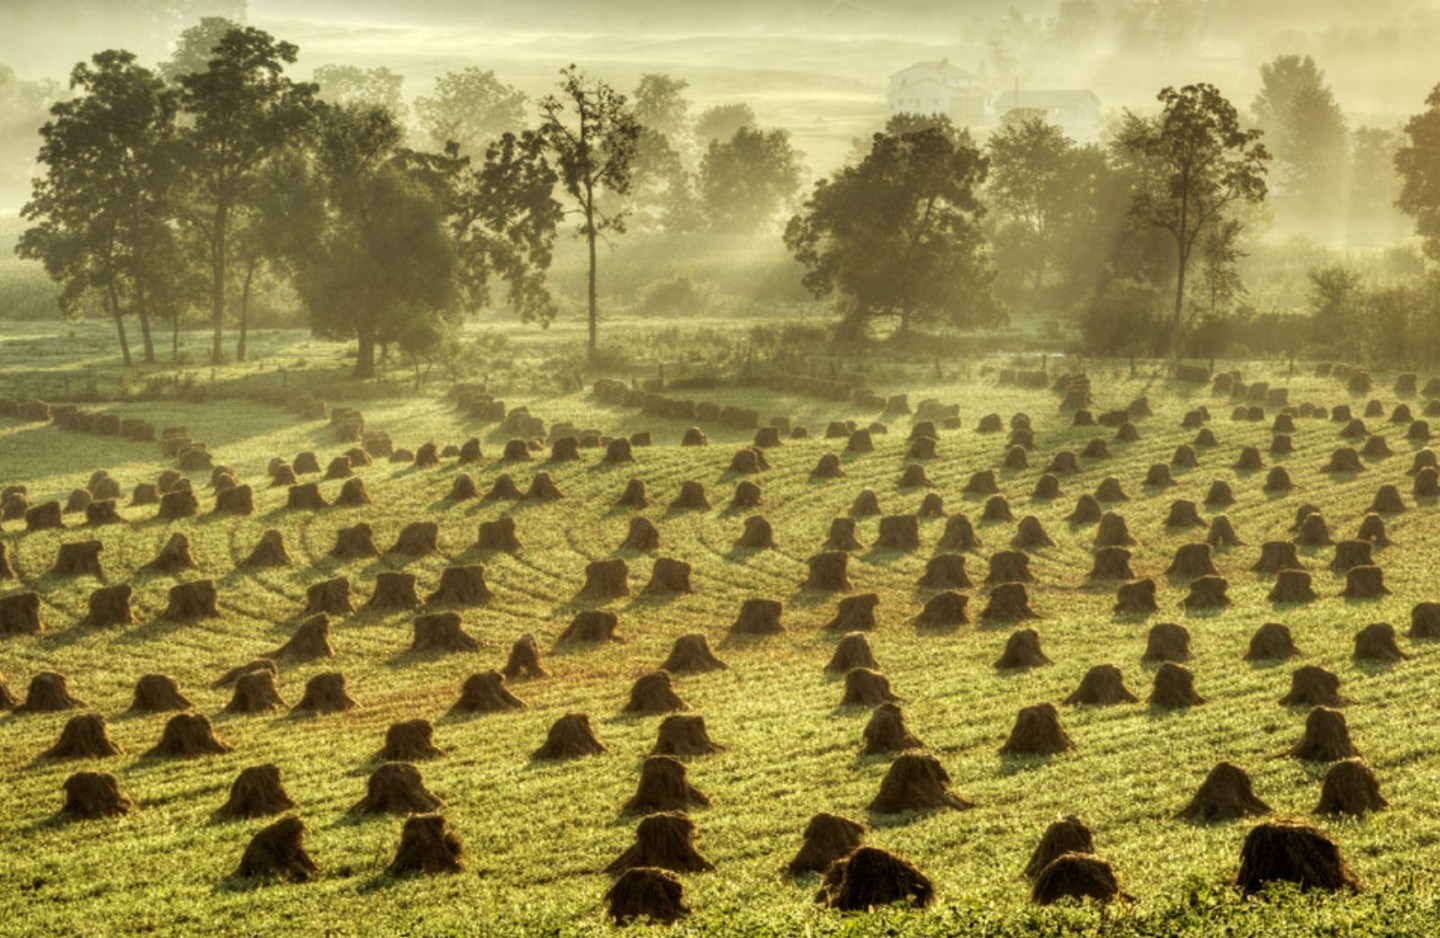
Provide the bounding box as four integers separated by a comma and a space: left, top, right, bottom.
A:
698, 126, 803, 233
1307, 264, 1364, 348
160, 16, 240, 81
1251, 55, 1347, 215
1194, 218, 1246, 319
397, 131, 564, 327
1120, 84, 1269, 355
312, 64, 405, 120
0, 64, 63, 193
785, 122, 1001, 338
694, 102, 755, 144
633, 73, 690, 144
414, 68, 526, 158
985, 117, 1079, 294
19, 50, 180, 365
287, 104, 459, 379
1396, 85, 1440, 260
174, 26, 316, 363
1350, 126, 1402, 220
538, 65, 641, 356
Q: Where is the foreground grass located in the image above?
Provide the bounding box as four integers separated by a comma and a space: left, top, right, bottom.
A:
4, 338, 1440, 934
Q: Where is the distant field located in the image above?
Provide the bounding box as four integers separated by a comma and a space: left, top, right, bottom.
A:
4, 324, 1440, 935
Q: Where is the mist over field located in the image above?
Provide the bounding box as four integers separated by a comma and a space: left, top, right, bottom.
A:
8, 3, 1440, 934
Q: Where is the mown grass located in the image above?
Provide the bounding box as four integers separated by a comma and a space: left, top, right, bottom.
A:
4, 330, 1440, 935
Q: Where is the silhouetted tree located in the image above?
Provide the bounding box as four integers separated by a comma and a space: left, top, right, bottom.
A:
785, 122, 1001, 338
1120, 84, 1269, 355
539, 65, 641, 356
1396, 85, 1440, 260
415, 68, 526, 158
699, 126, 803, 232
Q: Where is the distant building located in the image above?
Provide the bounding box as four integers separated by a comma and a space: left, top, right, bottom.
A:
886, 59, 988, 129
991, 89, 1102, 141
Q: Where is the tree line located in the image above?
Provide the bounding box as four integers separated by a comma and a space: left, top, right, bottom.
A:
15, 21, 1440, 368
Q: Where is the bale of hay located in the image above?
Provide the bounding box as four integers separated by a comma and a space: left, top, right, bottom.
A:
619, 516, 661, 552
623, 755, 710, 814
580, 558, 630, 600
607, 812, 714, 876
1281, 665, 1344, 708
735, 515, 776, 550
42, 713, 122, 760
484, 473, 523, 501
365, 572, 420, 612
1206, 515, 1242, 548
1093, 512, 1134, 547
145, 712, 232, 757
729, 598, 783, 635
1341, 565, 1390, 599
995, 628, 1050, 669
681, 427, 708, 447
1113, 579, 1158, 615
1254, 541, 1303, 574
1149, 662, 1204, 707
524, 471, 563, 501
982, 582, 1037, 620
788, 814, 865, 876
845, 429, 874, 454
290, 672, 356, 715
446, 474, 479, 501
803, 552, 851, 591
161, 579, 218, 622
1290, 707, 1358, 761
1066, 494, 1102, 525
379, 720, 443, 762
331, 523, 378, 559
83, 500, 124, 527
918, 554, 971, 591
1268, 569, 1317, 604
823, 593, 880, 632
1011, 515, 1054, 549
840, 668, 899, 707
532, 713, 608, 760
729, 480, 763, 509
605, 867, 690, 925
669, 481, 710, 511
242, 529, 292, 568
223, 671, 286, 714
560, 609, 621, 642
1000, 703, 1073, 756
411, 612, 479, 653
1166, 543, 1217, 580
823, 517, 863, 552
267, 614, 335, 661
860, 702, 923, 755
285, 483, 327, 511
868, 753, 972, 814
304, 577, 353, 617
1353, 622, 1406, 661
128, 674, 192, 713
1178, 762, 1270, 821
1065, 664, 1138, 706
623, 671, 688, 715
1025, 816, 1095, 880
1410, 602, 1440, 639
937, 514, 981, 549
218, 764, 298, 819
1088, 547, 1133, 581
51, 540, 104, 578
1030, 853, 1121, 906
1246, 623, 1300, 660
213, 484, 253, 516
390, 521, 440, 556
825, 632, 879, 673
426, 565, 493, 606
1180, 575, 1230, 610
212, 658, 276, 689
1235, 819, 1358, 895
1356, 513, 1390, 546
234, 816, 318, 883
873, 515, 920, 550
981, 495, 1014, 523
1316, 759, 1387, 817
350, 762, 443, 815
1368, 484, 1406, 514
60, 771, 134, 820
80, 583, 132, 629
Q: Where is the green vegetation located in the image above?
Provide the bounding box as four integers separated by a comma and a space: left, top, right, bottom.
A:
4, 323, 1440, 933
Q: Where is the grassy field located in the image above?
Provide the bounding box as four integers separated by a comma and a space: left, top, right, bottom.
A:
4, 322, 1440, 935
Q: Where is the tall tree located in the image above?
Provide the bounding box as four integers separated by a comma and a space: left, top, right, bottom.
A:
174, 25, 315, 363
414, 68, 526, 158
312, 64, 405, 119
286, 104, 458, 379
985, 116, 1085, 294
785, 122, 1001, 338
1395, 85, 1440, 260
698, 125, 803, 233
160, 16, 241, 81
397, 132, 564, 327
539, 65, 641, 356
630, 73, 697, 233
1351, 126, 1402, 219
1251, 55, 1347, 215
633, 73, 690, 145
18, 50, 180, 365
1121, 83, 1269, 354
694, 102, 755, 144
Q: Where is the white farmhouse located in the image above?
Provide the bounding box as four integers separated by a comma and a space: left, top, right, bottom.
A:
886, 59, 988, 128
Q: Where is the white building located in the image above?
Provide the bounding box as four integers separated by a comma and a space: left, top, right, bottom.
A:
886, 59, 988, 128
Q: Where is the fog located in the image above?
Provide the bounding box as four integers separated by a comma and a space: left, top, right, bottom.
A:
4, 0, 1438, 199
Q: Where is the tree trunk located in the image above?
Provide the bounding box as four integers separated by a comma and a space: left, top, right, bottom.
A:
585, 180, 598, 358
1169, 245, 1187, 358
236, 258, 255, 363
354, 331, 376, 379
136, 297, 155, 364
106, 283, 132, 368
172, 313, 179, 362
898, 305, 911, 337
210, 203, 228, 364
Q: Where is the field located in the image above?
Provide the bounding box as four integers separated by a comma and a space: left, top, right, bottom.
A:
5, 321, 1440, 936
